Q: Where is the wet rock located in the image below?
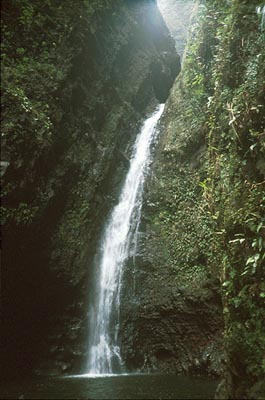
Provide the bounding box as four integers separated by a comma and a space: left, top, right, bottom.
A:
1, 0, 179, 378
119, 155, 224, 378
58, 361, 72, 373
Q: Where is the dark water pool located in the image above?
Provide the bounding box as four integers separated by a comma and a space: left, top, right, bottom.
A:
0, 374, 218, 399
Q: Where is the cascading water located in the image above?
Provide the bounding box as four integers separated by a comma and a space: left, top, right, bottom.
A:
87, 104, 165, 375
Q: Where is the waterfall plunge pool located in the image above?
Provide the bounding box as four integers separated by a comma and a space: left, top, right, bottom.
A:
0, 109, 219, 399
0, 374, 218, 399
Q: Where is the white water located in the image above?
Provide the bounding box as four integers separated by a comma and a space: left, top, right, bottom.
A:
87, 104, 165, 374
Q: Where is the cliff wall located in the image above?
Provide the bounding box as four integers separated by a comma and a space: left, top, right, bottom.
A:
121, 0, 264, 397
1, 0, 179, 377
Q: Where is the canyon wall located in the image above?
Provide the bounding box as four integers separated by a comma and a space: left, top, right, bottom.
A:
119, 1, 265, 398
1, 0, 179, 377
2, 1, 264, 398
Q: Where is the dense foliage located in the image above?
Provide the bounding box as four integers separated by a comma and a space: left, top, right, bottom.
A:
1, 0, 264, 395
1, 0, 112, 225
205, 1, 265, 396
157, 0, 265, 397
1, 0, 179, 378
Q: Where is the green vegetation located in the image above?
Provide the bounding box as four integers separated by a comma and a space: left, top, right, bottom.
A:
2, 0, 180, 378
151, 0, 265, 396
1, 0, 264, 395
206, 1, 265, 396
1, 0, 112, 225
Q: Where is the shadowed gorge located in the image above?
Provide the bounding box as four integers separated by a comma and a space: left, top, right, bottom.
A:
1, 0, 265, 399
1, 0, 180, 378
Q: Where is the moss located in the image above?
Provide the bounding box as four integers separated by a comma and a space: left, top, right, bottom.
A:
149, 0, 265, 396
1, 0, 179, 376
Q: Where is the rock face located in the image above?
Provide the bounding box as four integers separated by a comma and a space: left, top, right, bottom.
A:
120, 252, 223, 377
5, 2, 263, 396
116, 1, 224, 378
157, 0, 194, 58
119, 114, 224, 378
1, 0, 179, 377
118, 1, 265, 398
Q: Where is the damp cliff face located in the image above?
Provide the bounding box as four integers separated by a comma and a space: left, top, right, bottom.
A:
1, 0, 180, 377
119, 0, 265, 397
157, 0, 194, 58
119, 2, 224, 379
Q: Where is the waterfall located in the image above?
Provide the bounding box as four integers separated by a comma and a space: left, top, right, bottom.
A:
87, 104, 165, 375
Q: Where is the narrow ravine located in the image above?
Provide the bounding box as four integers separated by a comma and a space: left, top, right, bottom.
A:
87, 105, 165, 374
3, 1, 264, 398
